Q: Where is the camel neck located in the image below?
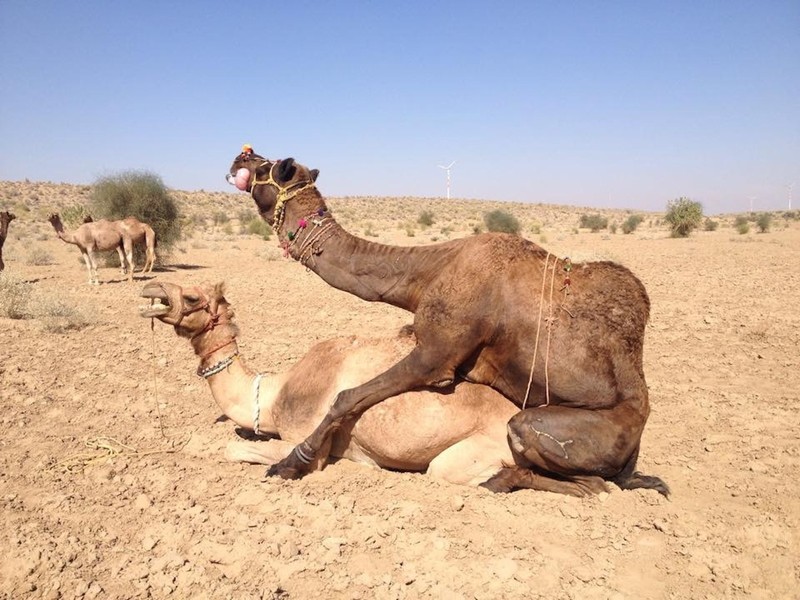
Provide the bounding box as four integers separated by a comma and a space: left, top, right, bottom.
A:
278, 199, 460, 312
196, 341, 278, 433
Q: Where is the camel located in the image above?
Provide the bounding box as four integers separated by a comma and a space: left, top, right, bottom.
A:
139, 279, 617, 496
84, 215, 158, 274
226, 148, 669, 497
0, 211, 16, 272
47, 213, 134, 285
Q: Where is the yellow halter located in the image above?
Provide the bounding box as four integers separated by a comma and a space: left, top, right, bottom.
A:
250, 161, 316, 234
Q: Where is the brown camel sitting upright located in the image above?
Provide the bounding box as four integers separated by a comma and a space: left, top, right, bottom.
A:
84, 215, 158, 274
139, 280, 617, 495
48, 213, 134, 285
0, 211, 16, 272
227, 147, 669, 497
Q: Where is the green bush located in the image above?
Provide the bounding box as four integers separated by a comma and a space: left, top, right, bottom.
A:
579, 214, 608, 232
665, 197, 703, 238
417, 210, 435, 227
621, 214, 644, 234
90, 170, 181, 261
756, 213, 772, 233
247, 218, 272, 240
734, 215, 750, 234
484, 210, 521, 234
61, 204, 92, 228
704, 218, 719, 231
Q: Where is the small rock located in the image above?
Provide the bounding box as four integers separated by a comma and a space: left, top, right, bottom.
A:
133, 494, 152, 510
142, 536, 158, 551
450, 496, 465, 511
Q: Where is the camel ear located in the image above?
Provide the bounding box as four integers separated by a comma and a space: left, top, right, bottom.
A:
276, 158, 296, 183
310, 169, 320, 182
213, 282, 226, 303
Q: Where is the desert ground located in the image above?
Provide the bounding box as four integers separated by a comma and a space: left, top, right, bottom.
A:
1, 182, 798, 599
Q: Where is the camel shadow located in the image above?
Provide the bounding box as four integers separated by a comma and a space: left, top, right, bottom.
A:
157, 264, 207, 272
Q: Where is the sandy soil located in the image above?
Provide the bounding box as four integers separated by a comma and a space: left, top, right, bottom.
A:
1, 211, 798, 599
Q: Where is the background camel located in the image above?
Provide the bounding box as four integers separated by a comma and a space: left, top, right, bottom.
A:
227, 149, 668, 496
84, 215, 158, 274
47, 213, 134, 285
0, 211, 15, 272
114, 217, 157, 273
139, 280, 622, 496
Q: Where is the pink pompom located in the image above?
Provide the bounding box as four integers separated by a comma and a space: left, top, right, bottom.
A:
234, 168, 250, 191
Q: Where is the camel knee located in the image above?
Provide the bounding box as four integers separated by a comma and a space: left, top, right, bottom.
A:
506, 408, 627, 477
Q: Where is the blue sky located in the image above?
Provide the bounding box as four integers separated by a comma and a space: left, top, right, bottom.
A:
1, 2, 797, 214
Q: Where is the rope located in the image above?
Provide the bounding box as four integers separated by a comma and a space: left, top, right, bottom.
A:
544, 255, 559, 406
523, 252, 551, 409
48, 435, 190, 474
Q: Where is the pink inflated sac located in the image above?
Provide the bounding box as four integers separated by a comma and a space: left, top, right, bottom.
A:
234, 168, 251, 191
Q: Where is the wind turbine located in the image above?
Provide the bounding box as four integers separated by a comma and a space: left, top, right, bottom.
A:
788, 182, 795, 210
438, 161, 456, 200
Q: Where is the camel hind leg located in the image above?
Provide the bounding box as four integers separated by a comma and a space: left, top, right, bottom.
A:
480, 465, 607, 497
504, 404, 669, 497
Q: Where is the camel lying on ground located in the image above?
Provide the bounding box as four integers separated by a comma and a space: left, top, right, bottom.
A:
139, 280, 600, 492
0, 211, 16, 272
85, 215, 158, 274
48, 213, 134, 285
227, 148, 669, 497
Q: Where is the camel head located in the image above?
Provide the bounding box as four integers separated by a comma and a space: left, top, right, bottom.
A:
47, 213, 64, 232
139, 281, 238, 341
227, 147, 319, 224
0, 211, 16, 224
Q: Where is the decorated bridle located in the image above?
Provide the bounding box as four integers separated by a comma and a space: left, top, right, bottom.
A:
235, 145, 337, 268
171, 286, 238, 378
238, 146, 318, 235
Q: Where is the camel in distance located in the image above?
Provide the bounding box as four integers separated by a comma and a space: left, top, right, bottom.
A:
84, 215, 157, 274
226, 148, 669, 497
0, 211, 16, 272
137, 280, 606, 493
48, 213, 134, 285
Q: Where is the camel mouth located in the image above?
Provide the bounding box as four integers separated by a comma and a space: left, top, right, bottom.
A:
228, 168, 251, 191
139, 284, 171, 318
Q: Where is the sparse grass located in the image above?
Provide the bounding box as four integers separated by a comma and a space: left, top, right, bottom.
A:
247, 219, 272, 240
26, 248, 55, 266
0, 273, 93, 331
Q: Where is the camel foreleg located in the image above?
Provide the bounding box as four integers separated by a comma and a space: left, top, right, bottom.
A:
265, 344, 465, 481
82, 251, 98, 285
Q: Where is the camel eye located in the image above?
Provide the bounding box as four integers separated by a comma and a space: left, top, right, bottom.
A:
185, 294, 200, 303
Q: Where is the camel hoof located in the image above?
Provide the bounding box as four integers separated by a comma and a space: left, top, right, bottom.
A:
263, 450, 312, 480
264, 464, 303, 480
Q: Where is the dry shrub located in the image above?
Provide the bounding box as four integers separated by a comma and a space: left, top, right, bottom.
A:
0, 273, 93, 331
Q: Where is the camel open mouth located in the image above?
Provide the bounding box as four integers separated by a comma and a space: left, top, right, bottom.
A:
139, 283, 171, 318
